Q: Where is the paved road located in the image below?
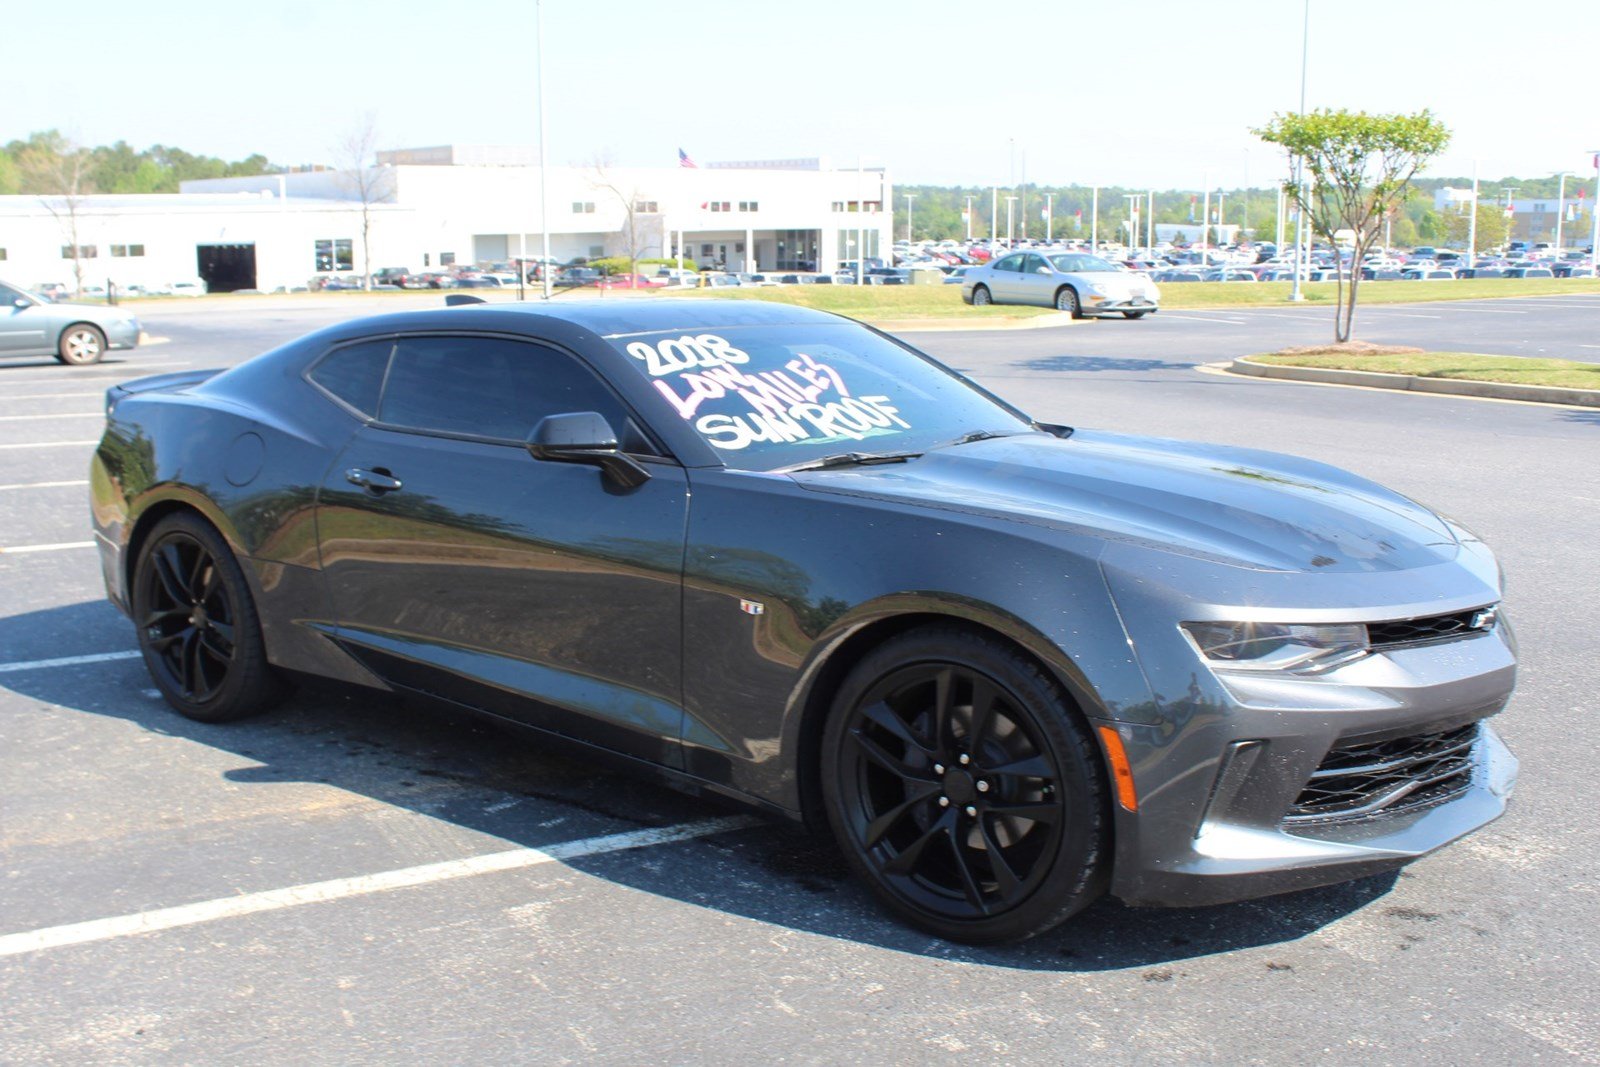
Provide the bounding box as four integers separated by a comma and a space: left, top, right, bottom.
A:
2, 295, 1597, 1063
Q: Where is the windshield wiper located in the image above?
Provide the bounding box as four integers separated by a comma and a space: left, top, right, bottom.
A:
779, 450, 923, 473
930, 429, 1012, 450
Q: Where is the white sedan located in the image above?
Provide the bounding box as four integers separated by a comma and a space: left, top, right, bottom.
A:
962, 251, 1160, 318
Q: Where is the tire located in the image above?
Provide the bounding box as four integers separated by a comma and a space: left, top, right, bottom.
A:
1054, 287, 1082, 318
971, 285, 993, 307
1122, 311, 1149, 320
821, 625, 1108, 943
131, 512, 288, 723
57, 324, 107, 365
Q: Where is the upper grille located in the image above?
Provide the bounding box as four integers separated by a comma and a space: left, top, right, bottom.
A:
1367, 608, 1492, 649
1284, 722, 1480, 825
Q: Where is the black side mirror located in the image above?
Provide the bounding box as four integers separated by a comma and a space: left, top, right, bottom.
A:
526, 411, 650, 489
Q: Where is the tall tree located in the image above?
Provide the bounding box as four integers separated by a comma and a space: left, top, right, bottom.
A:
336, 113, 393, 290
1256, 108, 1450, 343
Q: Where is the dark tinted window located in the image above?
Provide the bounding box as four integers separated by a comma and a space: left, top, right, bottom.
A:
1022, 254, 1048, 273
310, 339, 392, 417
378, 335, 635, 444
992, 255, 1023, 272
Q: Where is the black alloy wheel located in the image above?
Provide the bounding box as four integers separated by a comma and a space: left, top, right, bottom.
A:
823, 627, 1107, 943
132, 513, 286, 723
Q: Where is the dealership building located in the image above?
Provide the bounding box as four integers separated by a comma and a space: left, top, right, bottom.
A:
0, 147, 893, 293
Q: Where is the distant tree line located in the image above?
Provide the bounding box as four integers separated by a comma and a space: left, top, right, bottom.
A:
0, 130, 279, 196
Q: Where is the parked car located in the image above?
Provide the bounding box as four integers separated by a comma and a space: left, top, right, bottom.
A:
373, 268, 414, 288
0, 277, 143, 365
91, 298, 1516, 943
1401, 268, 1457, 281
593, 273, 666, 290
963, 251, 1160, 318
1503, 267, 1555, 279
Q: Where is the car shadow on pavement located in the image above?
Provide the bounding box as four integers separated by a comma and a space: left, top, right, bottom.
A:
1012, 354, 1199, 374
3, 599, 1396, 973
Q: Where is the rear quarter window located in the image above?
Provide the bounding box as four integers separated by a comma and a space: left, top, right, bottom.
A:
309, 340, 393, 418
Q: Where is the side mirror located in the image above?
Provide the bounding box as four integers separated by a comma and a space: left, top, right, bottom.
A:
526, 411, 651, 489
12, 298, 29, 308
1035, 266, 1051, 274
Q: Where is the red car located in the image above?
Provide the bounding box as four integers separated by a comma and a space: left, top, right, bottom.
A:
591, 273, 666, 290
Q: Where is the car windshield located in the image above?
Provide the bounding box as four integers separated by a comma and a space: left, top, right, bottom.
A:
1048, 254, 1119, 273
608, 322, 1034, 471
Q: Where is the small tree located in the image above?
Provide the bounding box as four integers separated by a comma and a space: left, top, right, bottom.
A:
17, 132, 96, 295
1256, 108, 1450, 342
588, 156, 660, 278
337, 114, 393, 290
1443, 202, 1508, 253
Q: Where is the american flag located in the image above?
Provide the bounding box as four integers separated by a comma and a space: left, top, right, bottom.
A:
678, 148, 698, 169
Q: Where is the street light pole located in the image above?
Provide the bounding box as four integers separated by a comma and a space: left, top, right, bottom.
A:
1290, 0, 1310, 301
904, 193, 917, 243
991, 186, 998, 244
1553, 171, 1572, 251
535, 0, 553, 300
1147, 190, 1155, 251
1004, 196, 1017, 246
1589, 151, 1600, 275
964, 195, 975, 242
1466, 160, 1478, 273
1124, 194, 1141, 253
1045, 192, 1054, 243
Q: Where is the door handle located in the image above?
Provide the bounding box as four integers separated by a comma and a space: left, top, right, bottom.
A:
345, 467, 402, 493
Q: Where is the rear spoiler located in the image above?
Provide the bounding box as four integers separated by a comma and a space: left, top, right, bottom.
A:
104, 368, 224, 414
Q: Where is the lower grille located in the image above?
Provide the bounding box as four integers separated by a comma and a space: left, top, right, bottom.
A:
1284, 723, 1480, 825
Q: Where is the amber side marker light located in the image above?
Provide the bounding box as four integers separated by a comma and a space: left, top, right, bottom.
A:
1096, 725, 1139, 812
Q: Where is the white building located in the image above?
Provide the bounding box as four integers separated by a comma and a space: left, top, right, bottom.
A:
0, 147, 893, 293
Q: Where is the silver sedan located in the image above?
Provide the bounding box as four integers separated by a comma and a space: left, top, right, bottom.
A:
0, 279, 144, 365
962, 251, 1161, 318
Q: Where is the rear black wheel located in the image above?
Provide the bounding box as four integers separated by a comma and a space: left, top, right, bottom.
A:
132, 513, 287, 723
971, 285, 993, 306
822, 626, 1108, 943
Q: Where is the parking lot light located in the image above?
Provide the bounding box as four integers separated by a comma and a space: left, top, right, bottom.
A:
1552, 171, 1572, 253
1589, 151, 1600, 274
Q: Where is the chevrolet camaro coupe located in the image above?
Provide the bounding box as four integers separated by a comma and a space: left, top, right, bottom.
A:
90, 299, 1517, 942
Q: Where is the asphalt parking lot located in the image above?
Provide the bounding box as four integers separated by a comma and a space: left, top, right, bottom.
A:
3, 294, 1598, 1063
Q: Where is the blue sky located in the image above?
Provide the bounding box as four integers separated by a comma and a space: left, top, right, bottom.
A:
11, 0, 1596, 187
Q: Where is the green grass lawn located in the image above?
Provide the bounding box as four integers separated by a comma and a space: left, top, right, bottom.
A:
1247, 351, 1600, 391
656, 276, 1600, 321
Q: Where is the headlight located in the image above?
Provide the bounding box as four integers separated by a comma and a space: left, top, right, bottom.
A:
1181, 621, 1368, 673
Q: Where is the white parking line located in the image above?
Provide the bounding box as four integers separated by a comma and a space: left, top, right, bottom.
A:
0, 815, 761, 958
1157, 314, 1250, 325
0, 441, 98, 449
0, 479, 90, 491
0, 541, 96, 554
0, 650, 142, 674
0, 412, 101, 421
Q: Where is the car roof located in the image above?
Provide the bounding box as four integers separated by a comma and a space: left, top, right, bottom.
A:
320, 297, 845, 341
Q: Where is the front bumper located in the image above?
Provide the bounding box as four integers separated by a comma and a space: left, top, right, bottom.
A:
105, 318, 142, 350
1083, 295, 1158, 314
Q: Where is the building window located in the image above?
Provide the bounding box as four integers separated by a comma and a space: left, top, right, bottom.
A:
738, 201, 759, 212
110, 244, 146, 258
572, 201, 596, 214
709, 201, 731, 212
0, 248, 7, 261
634, 201, 659, 214
62, 245, 98, 258
315, 238, 354, 272
701, 244, 713, 257
440, 252, 456, 266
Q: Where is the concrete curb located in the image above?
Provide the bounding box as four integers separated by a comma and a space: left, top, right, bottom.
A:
1229, 357, 1600, 409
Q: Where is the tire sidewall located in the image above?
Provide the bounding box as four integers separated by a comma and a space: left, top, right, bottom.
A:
132, 513, 277, 723
821, 625, 1108, 943
972, 285, 992, 306
58, 324, 107, 365
1055, 287, 1080, 317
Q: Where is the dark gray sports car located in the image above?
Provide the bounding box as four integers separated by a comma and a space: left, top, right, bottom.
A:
90, 299, 1517, 942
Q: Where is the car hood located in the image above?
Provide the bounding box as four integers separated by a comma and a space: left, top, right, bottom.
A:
789, 430, 1458, 573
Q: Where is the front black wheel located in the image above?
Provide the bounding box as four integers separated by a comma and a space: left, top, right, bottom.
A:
132, 513, 287, 723
822, 626, 1108, 943
1055, 287, 1082, 318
